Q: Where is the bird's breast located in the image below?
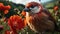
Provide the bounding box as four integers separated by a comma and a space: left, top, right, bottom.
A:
26, 12, 38, 32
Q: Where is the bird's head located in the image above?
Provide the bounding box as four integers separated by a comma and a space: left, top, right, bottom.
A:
23, 2, 43, 14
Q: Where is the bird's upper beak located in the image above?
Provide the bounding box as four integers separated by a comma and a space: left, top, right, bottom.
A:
23, 8, 31, 12
21, 8, 31, 16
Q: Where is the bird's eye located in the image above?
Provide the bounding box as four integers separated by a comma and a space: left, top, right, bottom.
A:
31, 6, 35, 8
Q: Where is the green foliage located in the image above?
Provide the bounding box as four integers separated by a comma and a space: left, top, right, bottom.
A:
0, 1, 25, 18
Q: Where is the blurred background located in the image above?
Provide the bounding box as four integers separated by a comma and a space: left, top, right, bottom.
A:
0, 0, 60, 34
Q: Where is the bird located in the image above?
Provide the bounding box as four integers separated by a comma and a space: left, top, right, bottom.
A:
23, 2, 59, 34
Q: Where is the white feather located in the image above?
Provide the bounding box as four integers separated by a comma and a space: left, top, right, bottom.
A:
31, 6, 41, 13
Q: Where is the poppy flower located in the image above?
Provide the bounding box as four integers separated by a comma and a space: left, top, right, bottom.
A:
5, 30, 17, 34
0, 3, 4, 10
4, 5, 11, 10
4, 10, 9, 14
54, 6, 58, 11
8, 15, 26, 31
0, 3, 11, 14
3, 5, 11, 14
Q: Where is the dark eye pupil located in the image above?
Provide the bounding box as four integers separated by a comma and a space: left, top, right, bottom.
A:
31, 6, 35, 8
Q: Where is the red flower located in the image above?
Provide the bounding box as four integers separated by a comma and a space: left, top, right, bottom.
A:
54, 6, 58, 11
4, 10, 9, 14
3, 5, 11, 14
8, 15, 26, 31
4, 5, 11, 10
0, 3, 11, 14
5, 30, 16, 34
0, 3, 4, 10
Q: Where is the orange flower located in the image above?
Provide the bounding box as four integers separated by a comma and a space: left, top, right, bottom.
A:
21, 11, 26, 16
4, 5, 11, 10
8, 15, 26, 31
0, 3, 4, 10
0, 3, 11, 14
54, 6, 58, 11
3, 5, 11, 14
0, 3, 4, 6
5, 30, 16, 34
4, 10, 9, 14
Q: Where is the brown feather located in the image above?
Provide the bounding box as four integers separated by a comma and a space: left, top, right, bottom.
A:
26, 12, 55, 33
25, 2, 58, 33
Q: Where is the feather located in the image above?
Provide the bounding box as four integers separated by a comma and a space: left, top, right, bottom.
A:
26, 12, 55, 33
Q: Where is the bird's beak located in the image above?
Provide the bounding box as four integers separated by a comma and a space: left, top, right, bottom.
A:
21, 8, 31, 16
23, 8, 30, 12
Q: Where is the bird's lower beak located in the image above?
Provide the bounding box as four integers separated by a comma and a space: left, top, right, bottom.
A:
23, 8, 30, 12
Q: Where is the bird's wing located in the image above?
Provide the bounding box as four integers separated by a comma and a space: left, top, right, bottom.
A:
42, 9, 56, 23
42, 9, 58, 31
29, 14, 55, 32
